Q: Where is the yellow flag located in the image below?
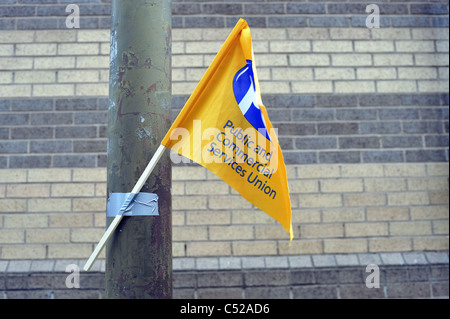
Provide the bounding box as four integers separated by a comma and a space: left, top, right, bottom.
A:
162, 19, 293, 242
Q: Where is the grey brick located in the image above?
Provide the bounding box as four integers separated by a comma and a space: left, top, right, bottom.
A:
0, 100, 9, 111
380, 253, 405, 266
425, 135, 448, 147
171, 3, 201, 15
264, 94, 315, 108
0, 6, 36, 17
204, 3, 242, 15
290, 270, 315, 285
30, 113, 73, 125
405, 149, 447, 162
9, 155, 51, 168
0, 156, 7, 167
73, 140, 106, 153
245, 287, 290, 299
267, 109, 291, 122
421, 108, 448, 120
380, 4, 409, 15
316, 95, 358, 107
359, 94, 402, 107
382, 136, 423, 148
74, 112, 107, 124
319, 151, 361, 163
0, 128, 8, 139
362, 150, 404, 163
97, 154, 106, 167
361, 122, 401, 134
401, 94, 441, 106
184, 16, 224, 28
441, 94, 449, 106
55, 98, 98, 111
335, 254, 359, 267
172, 16, 183, 28
312, 255, 337, 267
431, 266, 449, 281
336, 109, 376, 121
287, 3, 325, 14
55, 126, 97, 139
293, 109, 334, 121
339, 285, 385, 299
432, 282, 449, 297
0, 141, 28, 154
339, 137, 380, 149
327, 3, 366, 14
268, 16, 307, 28
36, 4, 67, 16
288, 256, 312, 268
411, 4, 449, 15
30, 140, 72, 153
338, 268, 363, 284
196, 258, 219, 270
387, 283, 430, 298
53, 154, 96, 167
295, 137, 337, 150
392, 16, 432, 28
403, 121, 443, 134
57, 16, 100, 29
197, 287, 243, 299
12, 99, 53, 111
379, 109, 419, 120
433, 16, 449, 27
0, 114, 29, 126
310, 16, 349, 27
17, 18, 58, 29
11, 127, 53, 139
283, 151, 317, 164
278, 123, 316, 136
425, 252, 449, 264
245, 4, 283, 15
318, 123, 359, 135
292, 285, 337, 299
197, 272, 243, 288
226, 16, 266, 28
0, 18, 15, 30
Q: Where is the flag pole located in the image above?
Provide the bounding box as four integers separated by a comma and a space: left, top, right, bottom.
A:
83, 144, 166, 272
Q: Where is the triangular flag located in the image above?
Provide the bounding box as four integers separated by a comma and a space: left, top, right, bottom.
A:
162, 19, 293, 242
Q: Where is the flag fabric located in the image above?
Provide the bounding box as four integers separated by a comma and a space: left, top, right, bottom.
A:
161, 19, 293, 242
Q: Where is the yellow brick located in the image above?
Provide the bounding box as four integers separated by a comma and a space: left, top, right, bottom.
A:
390, 221, 432, 236
344, 193, 385, 207
16, 43, 57, 56
7, 184, 50, 198
58, 70, 99, 83
26, 229, 69, 243
291, 81, 333, 94
232, 241, 277, 256
291, 209, 321, 224
186, 211, 231, 225
173, 195, 207, 210
413, 237, 449, 251
0, 57, 33, 70
410, 206, 448, 220
433, 221, 449, 235
48, 244, 92, 259
4, 215, 47, 228
299, 194, 342, 208
255, 225, 291, 239
0, 31, 35, 43
0, 85, 31, 97
77, 29, 109, 42
335, 81, 375, 93
298, 165, 340, 178
49, 213, 93, 228
313, 40, 352, 52
172, 181, 185, 195
324, 239, 367, 253
172, 211, 185, 226
367, 208, 409, 221
72, 168, 106, 182
388, 192, 429, 206
288, 180, 319, 194
210, 226, 254, 240
186, 241, 230, 257
384, 164, 426, 177
377, 80, 417, 93
371, 28, 411, 40
330, 28, 371, 40
173, 242, 185, 257
320, 179, 363, 193
28, 198, 71, 212
364, 179, 406, 192
35, 30, 77, 42
1, 245, 46, 259
301, 224, 344, 239
430, 191, 448, 205
185, 181, 229, 195
369, 238, 412, 252
373, 54, 414, 66
71, 228, 105, 242
73, 198, 105, 212
322, 208, 365, 222
345, 222, 388, 237
15, 71, 56, 83
355, 40, 394, 52
0, 184, 4, 198
94, 213, 105, 227
172, 166, 206, 180
76, 56, 109, 68
76, 83, 108, 96
51, 183, 95, 197
427, 163, 449, 176
232, 210, 275, 225
95, 183, 106, 197
208, 195, 252, 210
33, 84, 74, 97
34, 57, 75, 69
407, 178, 448, 191
28, 169, 72, 182
0, 230, 24, 244
58, 43, 99, 55
279, 239, 323, 255
173, 226, 208, 241
0, 199, 27, 213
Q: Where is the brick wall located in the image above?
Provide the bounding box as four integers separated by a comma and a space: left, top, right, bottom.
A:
0, 0, 449, 299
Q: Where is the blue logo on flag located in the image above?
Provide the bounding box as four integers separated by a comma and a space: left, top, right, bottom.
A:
233, 60, 270, 140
